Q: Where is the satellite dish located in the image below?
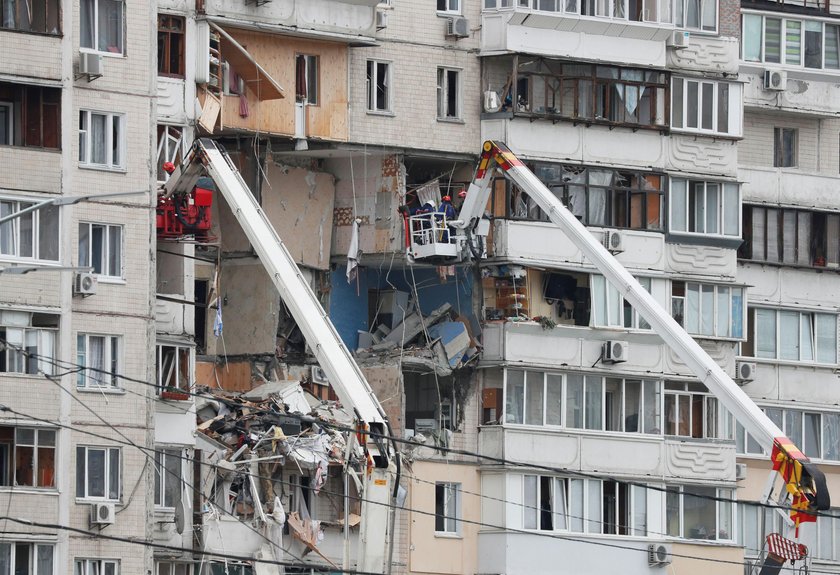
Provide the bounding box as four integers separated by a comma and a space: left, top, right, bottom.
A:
174, 500, 185, 534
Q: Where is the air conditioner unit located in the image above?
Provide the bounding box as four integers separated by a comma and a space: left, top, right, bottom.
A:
735, 361, 756, 384
311, 365, 328, 385
74, 272, 98, 297
736, 462, 748, 480
603, 230, 624, 253
603, 340, 629, 363
90, 502, 115, 526
79, 52, 103, 78
648, 543, 672, 566
446, 17, 470, 38
667, 30, 690, 49
764, 69, 787, 91
376, 10, 389, 29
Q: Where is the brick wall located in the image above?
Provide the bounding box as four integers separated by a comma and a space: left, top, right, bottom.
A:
719, 0, 741, 39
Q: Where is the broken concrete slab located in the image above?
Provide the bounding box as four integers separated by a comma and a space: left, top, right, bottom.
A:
427, 321, 471, 369
378, 302, 453, 347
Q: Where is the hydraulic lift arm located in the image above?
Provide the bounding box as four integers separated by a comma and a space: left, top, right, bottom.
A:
454, 141, 830, 527
164, 138, 395, 573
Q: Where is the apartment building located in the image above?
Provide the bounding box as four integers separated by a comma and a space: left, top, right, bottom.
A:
0, 0, 157, 573
734, 0, 840, 569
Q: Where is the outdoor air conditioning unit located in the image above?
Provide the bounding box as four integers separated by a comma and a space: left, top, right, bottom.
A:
648, 543, 672, 566
667, 30, 690, 49
736, 462, 748, 480
311, 365, 328, 385
79, 52, 103, 79
74, 272, 98, 297
764, 69, 787, 91
446, 17, 470, 38
603, 230, 624, 253
90, 502, 116, 526
376, 10, 389, 29
603, 340, 629, 363
735, 361, 756, 384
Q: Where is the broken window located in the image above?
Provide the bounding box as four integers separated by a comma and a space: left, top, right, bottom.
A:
405, 372, 456, 435
0, 426, 56, 488
0, 543, 54, 575
75, 446, 120, 500
0, 82, 60, 149
295, 54, 318, 105
671, 77, 740, 136
78, 110, 125, 169
741, 206, 840, 267
542, 271, 591, 326
671, 281, 744, 338
366, 59, 391, 113
76, 333, 120, 389
0, 0, 60, 33
670, 178, 740, 237
437, 67, 461, 120
774, 127, 798, 167
80, 0, 124, 54
434, 482, 460, 533
79, 222, 122, 278
513, 60, 668, 129
156, 344, 192, 392
523, 163, 664, 230
154, 447, 182, 509
664, 382, 730, 439
157, 15, 185, 77
746, 307, 837, 364
0, 311, 58, 375
666, 485, 733, 540
156, 125, 185, 183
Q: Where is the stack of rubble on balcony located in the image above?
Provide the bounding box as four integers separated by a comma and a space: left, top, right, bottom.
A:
355, 301, 480, 375
195, 380, 362, 567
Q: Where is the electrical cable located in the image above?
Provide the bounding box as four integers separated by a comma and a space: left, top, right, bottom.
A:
2, 337, 838, 518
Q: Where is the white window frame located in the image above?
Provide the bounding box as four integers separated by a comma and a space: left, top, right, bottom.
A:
0, 426, 57, 488
156, 343, 193, 393
154, 447, 183, 510
667, 485, 734, 541
674, 0, 717, 32
752, 308, 838, 364
75, 446, 120, 501
671, 77, 742, 137
78, 110, 126, 169
435, 482, 461, 534
0, 197, 61, 263
156, 125, 185, 184
671, 281, 745, 339
76, 333, 121, 389
79, 0, 125, 56
366, 59, 392, 114
742, 13, 840, 71
295, 54, 319, 106
156, 562, 192, 575
0, 310, 59, 376
0, 102, 12, 145
78, 222, 123, 279
437, 0, 461, 14
0, 542, 55, 575
74, 559, 119, 575
737, 407, 840, 462
436, 67, 462, 121
591, 275, 652, 330
670, 178, 740, 238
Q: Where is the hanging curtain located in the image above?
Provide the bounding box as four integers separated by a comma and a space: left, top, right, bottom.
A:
89, 336, 105, 386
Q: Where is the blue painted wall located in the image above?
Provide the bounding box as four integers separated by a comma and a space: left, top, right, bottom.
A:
329, 265, 475, 349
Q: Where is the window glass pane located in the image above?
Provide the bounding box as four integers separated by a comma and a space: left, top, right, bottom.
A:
88, 449, 106, 497
700, 285, 714, 336
716, 287, 729, 338
505, 370, 525, 424
805, 21, 823, 69
801, 314, 814, 362
718, 489, 732, 540
109, 448, 119, 499
672, 78, 683, 128
786, 410, 803, 448
804, 413, 821, 456
38, 204, 60, 261
584, 376, 602, 430
91, 224, 104, 274
826, 24, 840, 69
816, 314, 837, 364
779, 311, 800, 360
642, 380, 659, 434
666, 488, 680, 536
605, 378, 622, 431
701, 83, 714, 130
686, 81, 698, 128
99, 0, 124, 53
553, 478, 568, 530
91, 114, 107, 164
671, 179, 687, 232
684, 485, 716, 539
717, 83, 729, 134
545, 373, 563, 426
108, 226, 120, 277
797, 212, 811, 266
743, 15, 762, 61
566, 374, 583, 428
723, 184, 738, 236
591, 275, 606, 326
164, 450, 180, 507
765, 18, 782, 63
524, 475, 538, 529
631, 485, 646, 535
624, 379, 641, 432
822, 413, 840, 460
569, 479, 584, 532
786, 20, 802, 65
756, 309, 777, 359
525, 372, 544, 425
76, 446, 85, 497
36, 545, 53, 575
586, 480, 600, 533
686, 283, 700, 333
700, 0, 715, 30
80, 0, 94, 48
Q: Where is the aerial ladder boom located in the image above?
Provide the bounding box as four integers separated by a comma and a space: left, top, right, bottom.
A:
454, 141, 829, 526
164, 138, 395, 573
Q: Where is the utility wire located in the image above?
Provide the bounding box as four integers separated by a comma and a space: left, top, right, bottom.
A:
2, 338, 837, 519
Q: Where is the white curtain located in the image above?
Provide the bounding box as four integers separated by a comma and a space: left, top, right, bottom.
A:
80, 0, 95, 48
89, 336, 105, 386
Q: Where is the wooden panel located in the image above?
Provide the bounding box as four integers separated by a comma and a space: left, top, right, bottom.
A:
196, 360, 253, 391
